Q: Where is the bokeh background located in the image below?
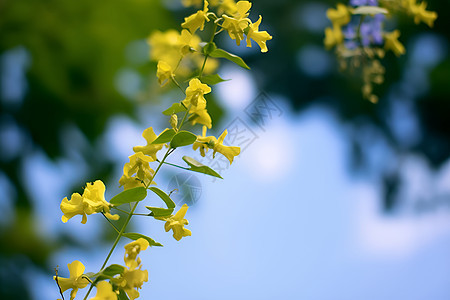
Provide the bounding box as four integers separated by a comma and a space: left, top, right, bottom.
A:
1, 0, 450, 299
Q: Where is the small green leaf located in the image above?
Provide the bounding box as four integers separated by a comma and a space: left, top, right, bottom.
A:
352, 6, 388, 15
162, 103, 187, 116
209, 48, 250, 69
118, 289, 130, 300
200, 74, 229, 85
151, 129, 176, 144
202, 42, 217, 55
94, 264, 125, 282
123, 232, 163, 247
145, 206, 174, 217
149, 187, 176, 209
182, 156, 223, 179
110, 187, 147, 205
170, 130, 197, 148
102, 264, 125, 277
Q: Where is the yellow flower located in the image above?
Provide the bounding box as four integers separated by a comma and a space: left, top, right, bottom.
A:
124, 238, 149, 270
156, 61, 173, 87
61, 180, 119, 224
182, 78, 211, 108
90, 281, 117, 300
119, 152, 155, 190
170, 114, 178, 129
60, 193, 86, 223
178, 29, 201, 56
182, 0, 203, 7
190, 106, 212, 129
221, 1, 252, 46
148, 29, 214, 77
157, 204, 192, 241
181, 0, 210, 34
212, 129, 240, 164
114, 268, 148, 300
181, 78, 213, 128
193, 126, 215, 156
54, 261, 89, 300
324, 25, 343, 49
147, 30, 183, 70
326, 3, 351, 27
193, 126, 240, 164
216, 0, 238, 15
246, 15, 272, 53
384, 30, 405, 56
411, 1, 437, 27
233, 0, 252, 19
133, 127, 166, 161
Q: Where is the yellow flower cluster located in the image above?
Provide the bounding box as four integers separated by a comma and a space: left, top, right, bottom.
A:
182, 78, 213, 128
149, 0, 272, 88
324, 4, 351, 50
401, 0, 437, 27
119, 152, 156, 190
57, 1, 271, 298
113, 239, 149, 300
60, 180, 119, 224
148, 29, 218, 80
55, 239, 150, 300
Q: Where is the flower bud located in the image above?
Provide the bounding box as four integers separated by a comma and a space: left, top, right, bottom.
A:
170, 114, 178, 129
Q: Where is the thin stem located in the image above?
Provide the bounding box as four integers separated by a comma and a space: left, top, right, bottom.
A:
101, 212, 120, 234
199, 55, 208, 78
171, 77, 186, 95
54, 267, 65, 300
173, 57, 183, 73
356, 15, 370, 58
83, 148, 173, 300
132, 213, 152, 216
112, 207, 130, 214
158, 160, 190, 171
199, 23, 218, 78
177, 104, 191, 131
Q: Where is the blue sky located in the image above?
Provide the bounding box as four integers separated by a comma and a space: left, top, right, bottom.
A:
25, 99, 450, 299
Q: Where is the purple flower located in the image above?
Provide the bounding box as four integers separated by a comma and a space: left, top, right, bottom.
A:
343, 14, 385, 49
350, 0, 378, 6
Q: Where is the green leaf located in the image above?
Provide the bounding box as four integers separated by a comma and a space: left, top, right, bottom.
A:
200, 74, 229, 85
118, 289, 130, 300
352, 6, 388, 15
202, 42, 217, 55
123, 232, 163, 247
209, 48, 250, 69
149, 187, 176, 209
145, 206, 174, 217
182, 156, 223, 179
151, 129, 176, 144
102, 264, 125, 277
94, 264, 125, 282
162, 103, 187, 116
110, 187, 147, 205
170, 130, 197, 148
